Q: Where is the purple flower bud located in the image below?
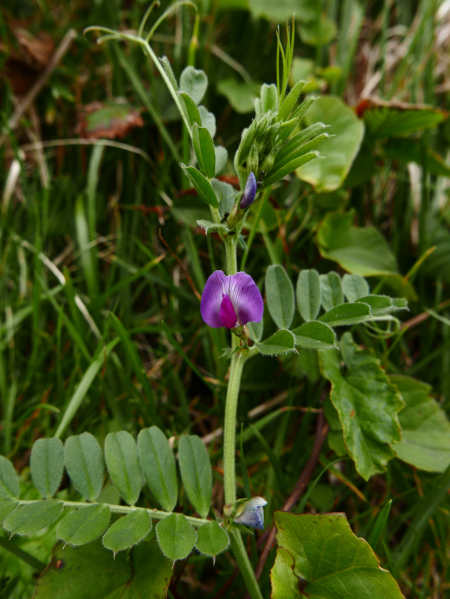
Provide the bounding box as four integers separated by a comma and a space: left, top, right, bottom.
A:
240, 172, 257, 209
200, 270, 264, 330
234, 497, 267, 530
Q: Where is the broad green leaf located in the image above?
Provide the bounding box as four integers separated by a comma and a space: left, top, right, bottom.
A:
278, 80, 306, 122
296, 269, 321, 321
300, 15, 336, 46
247, 320, 263, 342
342, 273, 369, 302
0, 500, 18, 523
273, 511, 404, 599
156, 513, 196, 561
217, 78, 261, 114
3, 500, 63, 537
179, 66, 207, 105
103, 509, 152, 554
361, 101, 445, 138
319, 333, 404, 480
199, 105, 216, 138
319, 302, 372, 326
297, 96, 364, 192
181, 165, 219, 209
292, 321, 336, 350
266, 265, 295, 329
315, 210, 398, 276
288, 348, 321, 383
271, 547, 300, 599
197, 219, 229, 235
0, 456, 19, 499
214, 146, 228, 175
34, 538, 172, 598
195, 521, 230, 558
104, 432, 142, 506
30, 438, 64, 498
383, 138, 450, 177
357, 295, 407, 316
57, 504, 110, 547
178, 91, 201, 128
178, 435, 212, 518
389, 375, 450, 472
64, 433, 104, 501
137, 427, 178, 512
319, 272, 343, 311
262, 150, 321, 189
192, 123, 216, 178
248, 0, 317, 22
255, 330, 296, 356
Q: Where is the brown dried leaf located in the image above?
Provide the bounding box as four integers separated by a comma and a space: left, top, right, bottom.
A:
14, 29, 55, 70
76, 102, 144, 139
3, 29, 55, 95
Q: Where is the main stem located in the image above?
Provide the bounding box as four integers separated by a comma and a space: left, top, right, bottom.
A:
223, 235, 263, 599
223, 339, 244, 505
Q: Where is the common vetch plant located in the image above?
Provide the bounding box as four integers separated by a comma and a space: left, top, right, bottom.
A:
3, 4, 444, 599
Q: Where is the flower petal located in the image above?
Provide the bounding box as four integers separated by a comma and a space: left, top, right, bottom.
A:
234, 497, 267, 530
219, 294, 238, 329
240, 172, 257, 209
225, 272, 264, 326
200, 270, 227, 328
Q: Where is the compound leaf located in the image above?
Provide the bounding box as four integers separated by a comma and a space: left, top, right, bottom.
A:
103, 509, 152, 554
156, 513, 196, 561
104, 432, 142, 506
178, 435, 211, 519
64, 433, 104, 501
57, 504, 110, 547
30, 438, 64, 499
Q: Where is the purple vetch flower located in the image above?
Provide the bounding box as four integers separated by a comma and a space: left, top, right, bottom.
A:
234, 497, 267, 530
240, 172, 257, 209
200, 270, 264, 329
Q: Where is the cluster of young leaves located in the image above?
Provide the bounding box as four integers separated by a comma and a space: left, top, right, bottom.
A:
255, 266, 408, 357
159, 22, 331, 247
0, 428, 229, 563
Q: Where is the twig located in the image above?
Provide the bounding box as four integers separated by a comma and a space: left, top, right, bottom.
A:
254, 411, 329, 580
8, 29, 77, 131
401, 298, 450, 330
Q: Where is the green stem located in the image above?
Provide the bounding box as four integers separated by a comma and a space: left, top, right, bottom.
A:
229, 529, 263, 599
141, 39, 193, 137
223, 342, 244, 505
222, 237, 263, 599
225, 236, 238, 275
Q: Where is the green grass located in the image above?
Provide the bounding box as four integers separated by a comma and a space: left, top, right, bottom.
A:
1, 0, 450, 597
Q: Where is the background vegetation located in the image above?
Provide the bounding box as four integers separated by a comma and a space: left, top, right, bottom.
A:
1, 0, 449, 597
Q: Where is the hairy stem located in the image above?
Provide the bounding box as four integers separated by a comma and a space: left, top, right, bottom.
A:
225, 236, 238, 275
229, 529, 263, 599
223, 341, 244, 505
222, 238, 263, 599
